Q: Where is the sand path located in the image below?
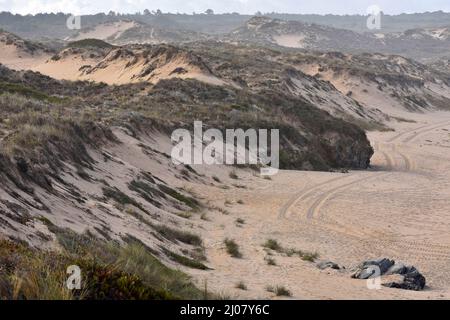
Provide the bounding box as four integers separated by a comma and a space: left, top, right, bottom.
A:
185, 110, 450, 300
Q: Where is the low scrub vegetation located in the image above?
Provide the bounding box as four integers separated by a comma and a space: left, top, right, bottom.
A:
0, 82, 64, 103
263, 239, 282, 251
67, 38, 114, 49
158, 184, 200, 209
266, 257, 277, 266
0, 235, 205, 300
266, 285, 292, 297
153, 224, 202, 247
162, 248, 209, 270
263, 238, 319, 262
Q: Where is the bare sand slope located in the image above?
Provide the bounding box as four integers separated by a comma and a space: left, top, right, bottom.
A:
0, 36, 51, 70
273, 34, 306, 48
183, 110, 450, 299
67, 21, 138, 42
31, 48, 226, 86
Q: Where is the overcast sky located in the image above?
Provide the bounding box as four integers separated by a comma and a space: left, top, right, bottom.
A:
0, 0, 449, 15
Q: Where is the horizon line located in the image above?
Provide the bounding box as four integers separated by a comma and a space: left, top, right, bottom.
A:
1, 10, 450, 17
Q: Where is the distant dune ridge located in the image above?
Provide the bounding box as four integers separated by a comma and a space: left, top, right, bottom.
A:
225, 16, 450, 63
2, 29, 449, 123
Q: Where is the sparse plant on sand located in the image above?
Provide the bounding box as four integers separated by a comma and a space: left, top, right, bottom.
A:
235, 281, 248, 290
224, 238, 242, 258
263, 239, 319, 262
266, 257, 277, 266
266, 285, 291, 297
263, 239, 282, 252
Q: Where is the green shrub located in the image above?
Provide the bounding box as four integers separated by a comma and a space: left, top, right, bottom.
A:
0, 82, 65, 103
263, 239, 282, 252
67, 39, 114, 49
300, 251, 319, 262
76, 261, 174, 300
163, 249, 209, 270
224, 239, 242, 258
158, 184, 200, 209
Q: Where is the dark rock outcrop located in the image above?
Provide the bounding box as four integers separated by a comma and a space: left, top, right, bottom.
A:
352, 258, 395, 279
384, 264, 426, 291
352, 258, 426, 291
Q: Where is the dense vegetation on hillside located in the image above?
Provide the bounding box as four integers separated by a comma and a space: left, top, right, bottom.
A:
0, 63, 373, 172
1, 11, 450, 39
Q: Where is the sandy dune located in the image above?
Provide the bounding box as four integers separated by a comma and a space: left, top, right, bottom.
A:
0, 36, 51, 70
33, 48, 226, 86
67, 21, 138, 42
181, 110, 450, 299
0, 31, 226, 86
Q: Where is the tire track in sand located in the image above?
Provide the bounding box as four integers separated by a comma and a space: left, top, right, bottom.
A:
377, 143, 413, 171
279, 141, 397, 220
304, 143, 412, 223
402, 120, 450, 143
306, 172, 391, 220
380, 151, 394, 170
398, 152, 413, 171
278, 174, 354, 219
387, 119, 450, 143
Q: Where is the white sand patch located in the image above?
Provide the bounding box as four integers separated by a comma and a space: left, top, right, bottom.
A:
424, 28, 450, 40
27, 47, 227, 86
273, 34, 306, 48
68, 21, 138, 41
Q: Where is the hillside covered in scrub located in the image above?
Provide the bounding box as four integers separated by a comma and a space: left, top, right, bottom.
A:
0, 59, 373, 298
2, 11, 450, 41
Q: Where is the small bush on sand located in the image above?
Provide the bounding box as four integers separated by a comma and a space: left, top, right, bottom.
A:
162, 248, 209, 270
266, 257, 277, 266
235, 281, 247, 290
263, 239, 282, 252
153, 224, 202, 246
266, 285, 291, 297
224, 239, 242, 258
299, 251, 319, 262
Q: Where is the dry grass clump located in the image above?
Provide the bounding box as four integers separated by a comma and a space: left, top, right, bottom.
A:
224, 238, 242, 258
153, 224, 203, 246
263, 238, 319, 262
266, 285, 292, 297
235, 281, 247, 290
0, 231, 205, 300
